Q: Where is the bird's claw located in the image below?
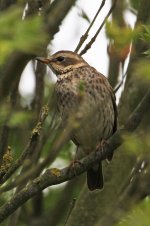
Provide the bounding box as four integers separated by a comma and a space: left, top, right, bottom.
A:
68, 160, 84, 177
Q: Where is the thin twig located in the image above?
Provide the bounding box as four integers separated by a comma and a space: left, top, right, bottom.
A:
0, 125, 9, 166
74, 0, 106, 53
0, 106, 49, 185
64, 198, 76, 225
79, 0, 117, 56
114, 70, 127, 93
0, 127, 69, 193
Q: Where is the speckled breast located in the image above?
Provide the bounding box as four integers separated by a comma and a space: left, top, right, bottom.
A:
55, 66, 115, 150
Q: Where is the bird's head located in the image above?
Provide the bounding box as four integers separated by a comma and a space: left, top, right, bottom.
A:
36, 50, 88, 75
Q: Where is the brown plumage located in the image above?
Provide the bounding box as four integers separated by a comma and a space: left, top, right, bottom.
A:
36, 50, 117, 191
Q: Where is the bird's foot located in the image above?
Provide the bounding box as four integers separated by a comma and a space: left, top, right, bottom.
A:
68, 160, 84, 177
95, 139, 109, 160
96, 139, 113, 163
96, 139, 108, 152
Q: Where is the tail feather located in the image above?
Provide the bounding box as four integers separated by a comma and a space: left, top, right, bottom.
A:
87, 162, 103, 191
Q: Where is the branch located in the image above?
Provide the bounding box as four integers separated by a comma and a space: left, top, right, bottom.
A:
79, 0, 117, 56
74, 0, 106, 53
0, 52, 33, 100
0, 117, 75, 192
0, 106, 49, 184
0, 125, 9, 166
114, 70, 127, 93
45, 0, 77, 38
64, 198, 76, 226
32, 61, 46, 113
0, 89, 149, 223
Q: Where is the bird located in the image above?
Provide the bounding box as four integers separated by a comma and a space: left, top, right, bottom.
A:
36, 50, 117, 191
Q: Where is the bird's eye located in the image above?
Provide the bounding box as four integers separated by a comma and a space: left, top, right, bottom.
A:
56, 56, 65, 62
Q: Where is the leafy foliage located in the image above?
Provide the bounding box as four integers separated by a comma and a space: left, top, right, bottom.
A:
141, 25, 150, 57
106, 21, 141, 48
0, 7, 47, 64
105, 21, 141, 62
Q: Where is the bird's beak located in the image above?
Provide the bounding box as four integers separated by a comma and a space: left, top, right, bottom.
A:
35, 57, 51, 64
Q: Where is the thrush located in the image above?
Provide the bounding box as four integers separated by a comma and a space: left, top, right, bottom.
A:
36, 50, 117, 191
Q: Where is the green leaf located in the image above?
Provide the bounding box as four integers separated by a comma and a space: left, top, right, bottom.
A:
105, 21, 141, 47
141, 25, 150, 41
0, 7, 47, 64
79, 9, 90, 23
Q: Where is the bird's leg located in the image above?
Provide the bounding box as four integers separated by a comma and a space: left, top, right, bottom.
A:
96, 139, 108, 150
96, 139, 108, 157
96, 139, 113, 162
68, 160, 83, 177
68, 147, 85, 177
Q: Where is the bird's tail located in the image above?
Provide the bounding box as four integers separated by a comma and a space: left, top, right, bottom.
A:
87, 162, 103, 191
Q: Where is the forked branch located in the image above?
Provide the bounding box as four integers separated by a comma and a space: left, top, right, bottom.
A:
75, 0, 106, 53
79, 0, 117, 56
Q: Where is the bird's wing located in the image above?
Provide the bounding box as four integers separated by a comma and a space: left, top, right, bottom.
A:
110, 88, 118, 134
